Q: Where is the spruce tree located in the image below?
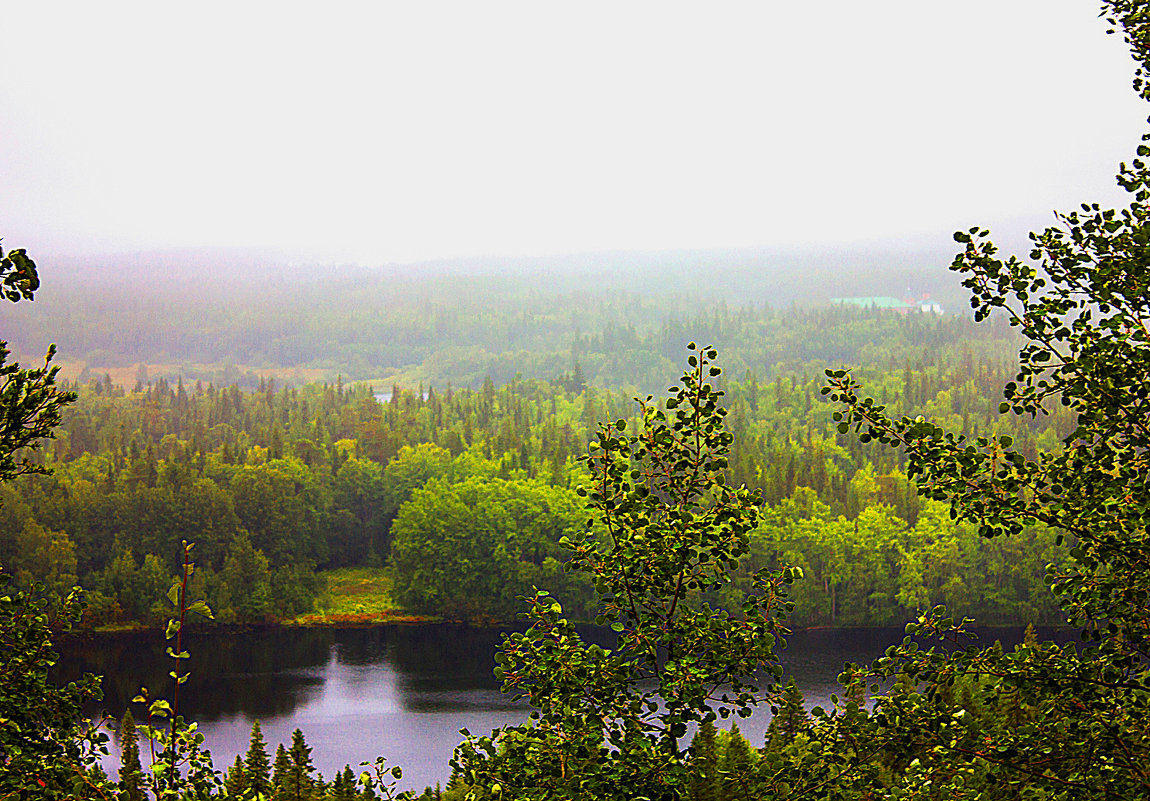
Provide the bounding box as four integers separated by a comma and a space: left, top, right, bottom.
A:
765, 677, 810, 750
719, 723, 754, 801
286, 728, 315, 801
272, 743, 291, 799
328, 766, 357, 801
245, 720, 273, 797
224, 754, 248, 798
688, 720, 719, 801
1022, 622, 1038, 648
117, 709, 144, 801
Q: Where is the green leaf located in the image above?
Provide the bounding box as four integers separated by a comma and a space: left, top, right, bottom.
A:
187, 599, 213, 619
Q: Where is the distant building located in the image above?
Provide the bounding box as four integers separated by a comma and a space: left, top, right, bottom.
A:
830, 293, 943, 315
914, 291, 944, 314
831, 296, 912, 312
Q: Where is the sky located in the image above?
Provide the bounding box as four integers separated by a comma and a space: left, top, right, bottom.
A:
2, 1, 1147, 267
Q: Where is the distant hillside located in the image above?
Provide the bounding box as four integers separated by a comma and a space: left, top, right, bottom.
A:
2, 244, 992, 392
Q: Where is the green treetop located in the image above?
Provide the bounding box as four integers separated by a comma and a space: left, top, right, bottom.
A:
801, 2, 1150, 796
453, 344, 800, 799
244, 719, 273, 797
0, 242, 74, 492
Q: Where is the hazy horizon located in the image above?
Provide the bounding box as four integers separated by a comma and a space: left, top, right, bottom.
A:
3, 1, 1146, 270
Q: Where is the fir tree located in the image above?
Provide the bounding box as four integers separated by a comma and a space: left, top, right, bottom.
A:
117, 709, 144, 801
224, 754, 248, 798
720, 723, 754, 801
245, 720, 273, 797
766, 677, 811, 750
688, 719, 720, 801
328, 766, 357, 801
272, 743, 291, 799
286, 728, 315, 801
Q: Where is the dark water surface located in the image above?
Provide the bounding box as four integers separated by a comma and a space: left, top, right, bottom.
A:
57, 624, 1068, 793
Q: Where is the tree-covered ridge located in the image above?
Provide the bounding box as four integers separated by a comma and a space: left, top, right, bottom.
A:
1, 326, 1070, 628
8, 0, 1150, 795
2, 264, 1012, 392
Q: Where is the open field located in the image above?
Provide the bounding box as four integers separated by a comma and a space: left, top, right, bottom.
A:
290, 567, 433, 626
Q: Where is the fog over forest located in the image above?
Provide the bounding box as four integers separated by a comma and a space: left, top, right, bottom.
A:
5, 2, 1150, 799
1, 242, 977, 391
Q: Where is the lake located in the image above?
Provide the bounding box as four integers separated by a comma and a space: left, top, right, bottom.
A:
57, 623, 1065, 793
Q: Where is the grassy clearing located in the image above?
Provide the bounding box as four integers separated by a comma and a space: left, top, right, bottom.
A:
289, 567, 433, 626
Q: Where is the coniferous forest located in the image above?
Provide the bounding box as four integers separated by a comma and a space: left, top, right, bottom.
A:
3, 1, 1150, 799
0, 308, 1069, 630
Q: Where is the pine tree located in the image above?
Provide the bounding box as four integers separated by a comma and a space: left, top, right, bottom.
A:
720, 723, 755, 801
117, 709, 144, 801
224, 754, 248, 798
328, 766, 357, 801
688, 719, 720, 801
272, 743, 291, 799
286, 728, 315, 800
245, 720, 273, 797
766, 677, 811, 750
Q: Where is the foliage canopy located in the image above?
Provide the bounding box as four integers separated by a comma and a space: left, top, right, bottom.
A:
0, 243, 74, 489
453, 343, 799, 800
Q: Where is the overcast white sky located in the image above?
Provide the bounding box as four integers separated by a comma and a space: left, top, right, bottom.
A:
1, 1, 1146, 266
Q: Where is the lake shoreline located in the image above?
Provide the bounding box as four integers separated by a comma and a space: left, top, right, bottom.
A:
66, 616, 1070, 642
68, 613, 441, 640
58, 623, 1068, 793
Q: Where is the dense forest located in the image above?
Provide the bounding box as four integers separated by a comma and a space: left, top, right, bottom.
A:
6, 2, 1150, 798
1, 304, 1070, 629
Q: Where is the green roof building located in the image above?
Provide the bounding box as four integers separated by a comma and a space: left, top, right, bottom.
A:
830, 296, 913, 310
830, 296, 944, 314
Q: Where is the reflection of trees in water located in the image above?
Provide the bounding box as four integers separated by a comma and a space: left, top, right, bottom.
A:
55, 624, 635, 726
56, 625, 521, 723
387, 625, 508, 693
385, 625, 523, 713
58, 627, 337, 722
329, 626, 392, 667
56, 623, 1075, 748
325, 624, 511, 691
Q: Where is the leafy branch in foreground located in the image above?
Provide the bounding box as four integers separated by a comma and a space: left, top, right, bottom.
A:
802, 4, 1150, 795
453, 343, 799, 800
0, 577, 108, 800
132, 541, 218, 800
0, 242, 74, 490
0, 241, 102, 800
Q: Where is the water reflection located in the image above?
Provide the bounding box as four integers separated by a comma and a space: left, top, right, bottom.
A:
56, 624, 1071, 793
